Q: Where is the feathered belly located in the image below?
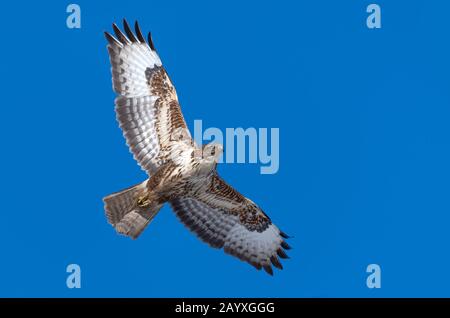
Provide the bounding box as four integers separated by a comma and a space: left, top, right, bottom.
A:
155, 162, 199, 199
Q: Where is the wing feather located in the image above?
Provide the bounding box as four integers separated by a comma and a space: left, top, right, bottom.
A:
170, 175, 290, 275
106, 20, 192, 174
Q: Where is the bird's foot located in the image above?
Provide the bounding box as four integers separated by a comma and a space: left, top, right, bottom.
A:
137, 195, 151, 207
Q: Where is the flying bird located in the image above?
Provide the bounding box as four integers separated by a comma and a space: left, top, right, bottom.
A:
103, 20, 290, 275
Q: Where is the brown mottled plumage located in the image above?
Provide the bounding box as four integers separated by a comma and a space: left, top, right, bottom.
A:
103, 20, 290, 275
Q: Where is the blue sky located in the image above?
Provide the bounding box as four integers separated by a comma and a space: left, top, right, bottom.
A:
0, 0, 449, 297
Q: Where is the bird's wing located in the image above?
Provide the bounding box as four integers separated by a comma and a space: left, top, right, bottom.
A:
170, 174, 290, 275
105, 20, 192, 174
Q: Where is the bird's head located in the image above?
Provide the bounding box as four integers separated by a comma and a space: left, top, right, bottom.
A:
192, 143, 222, 174
202, 143, 223, 163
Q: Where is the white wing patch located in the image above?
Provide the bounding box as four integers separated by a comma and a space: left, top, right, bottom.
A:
108, 43, 161, 97
115, 95, 161, 173
224, 223, 286, 274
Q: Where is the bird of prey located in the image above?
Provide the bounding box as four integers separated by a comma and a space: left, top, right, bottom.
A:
103, 20, 290, 275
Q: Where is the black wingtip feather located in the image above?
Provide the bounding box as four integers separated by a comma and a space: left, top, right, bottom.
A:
104, 31, 121, 46
280, 231, 290, 239
148, 32, 156, 51
123, 19, 138, 42
112, 23, 129, 44
251, 262, 262, 270
263, 265, 273, 276
277, 248, 289, 259
134, 21, 146, 43
270, 256, 283, 270
281, 241, 291, 250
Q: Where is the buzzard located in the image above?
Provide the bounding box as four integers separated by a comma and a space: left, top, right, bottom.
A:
103, 20, 290, 275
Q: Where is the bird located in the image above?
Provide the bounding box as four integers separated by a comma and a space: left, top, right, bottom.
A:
103, 20, 290, 275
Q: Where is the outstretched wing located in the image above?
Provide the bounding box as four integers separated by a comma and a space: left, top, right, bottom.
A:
170, 174, 290, 275
105, 20, 192, 174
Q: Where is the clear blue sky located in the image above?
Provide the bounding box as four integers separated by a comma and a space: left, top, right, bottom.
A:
0, 0, 449, 297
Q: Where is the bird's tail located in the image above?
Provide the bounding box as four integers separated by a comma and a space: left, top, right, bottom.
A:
103, 180, 163, 239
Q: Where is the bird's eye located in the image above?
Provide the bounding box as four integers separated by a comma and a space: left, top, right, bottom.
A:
211, 148, 216, 155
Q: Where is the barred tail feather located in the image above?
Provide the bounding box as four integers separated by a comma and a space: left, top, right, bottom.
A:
103, 180, 162, 239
